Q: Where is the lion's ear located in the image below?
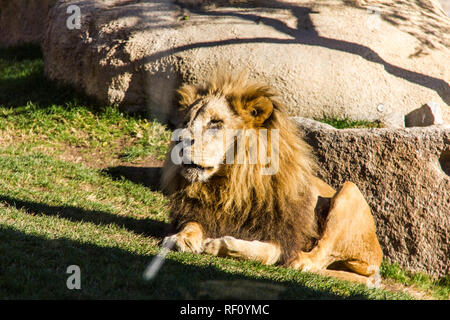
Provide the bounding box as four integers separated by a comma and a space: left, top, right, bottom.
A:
232, 86, 275, 127
176, 84, 200, 110
245, 95, 274, 126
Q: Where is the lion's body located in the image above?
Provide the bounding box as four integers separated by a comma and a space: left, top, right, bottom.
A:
161, 73, 383, 285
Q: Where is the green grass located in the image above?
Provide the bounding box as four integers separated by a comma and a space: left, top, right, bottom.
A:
0, 103, 170, 161
0, 44, 170, 162
317, 117, 384, 129
0, 45, 447, 300
380, 262, 450, 300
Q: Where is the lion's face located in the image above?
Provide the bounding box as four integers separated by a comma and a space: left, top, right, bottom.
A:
177, 95, 243, 182
173, 82, 276, 183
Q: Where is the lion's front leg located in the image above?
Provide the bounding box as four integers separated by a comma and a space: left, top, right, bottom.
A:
203, 236, 281, 265
163, 222, 204, 254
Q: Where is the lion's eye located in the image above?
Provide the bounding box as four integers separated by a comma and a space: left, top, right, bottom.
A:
207, 119, 223, 129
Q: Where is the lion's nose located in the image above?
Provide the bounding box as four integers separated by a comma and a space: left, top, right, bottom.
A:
180, 138, 195, 158
183, 138, 195, 147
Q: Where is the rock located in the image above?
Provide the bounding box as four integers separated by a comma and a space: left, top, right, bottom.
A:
42, 0, 450, 124
295, 118, 450, 278
380, 111, 405, 128
0, 0, 58, 47
405, 102, 444, 127
290, 117, 336, 131
440, 149, 450, 176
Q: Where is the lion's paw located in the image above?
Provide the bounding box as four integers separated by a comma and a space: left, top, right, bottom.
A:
203, 236, 239, 257
203, 238, 222, 256
289, 253, 319, 272
202, 237, 229, 256
162, 233, 203, 254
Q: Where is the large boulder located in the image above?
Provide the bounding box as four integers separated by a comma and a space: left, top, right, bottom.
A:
42, 0, 450, 124
0, 0, 58, 47
295, 117, 450, 278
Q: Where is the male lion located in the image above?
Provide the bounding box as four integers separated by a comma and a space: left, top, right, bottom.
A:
161, 73, 383, 286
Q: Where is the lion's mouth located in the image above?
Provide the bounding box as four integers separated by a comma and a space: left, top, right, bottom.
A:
182, 163, 214, 172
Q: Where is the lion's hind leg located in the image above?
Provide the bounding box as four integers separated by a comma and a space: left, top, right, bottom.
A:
290, 182, 383, 286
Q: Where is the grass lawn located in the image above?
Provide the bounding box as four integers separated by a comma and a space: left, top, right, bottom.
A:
0, 45, 448, 300
317, 117, 384, 129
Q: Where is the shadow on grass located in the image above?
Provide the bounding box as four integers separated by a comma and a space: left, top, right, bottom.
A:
0, 195, 170, 240
103, 166, 163, 192
0, 225, 364, 299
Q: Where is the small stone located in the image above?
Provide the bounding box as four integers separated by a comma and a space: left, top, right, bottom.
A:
405, 102, 444, 127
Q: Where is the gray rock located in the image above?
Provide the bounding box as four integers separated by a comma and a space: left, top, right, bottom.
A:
405, 102, 444, 127
295, 118, 450, 278
42, 0, 450, 124
0, 0, 57, 47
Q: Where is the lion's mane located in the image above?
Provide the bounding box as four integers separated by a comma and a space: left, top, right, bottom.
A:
161, 73, 321, 264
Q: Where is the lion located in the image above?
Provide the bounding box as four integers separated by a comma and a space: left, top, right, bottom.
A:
161, 72, 383, 286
